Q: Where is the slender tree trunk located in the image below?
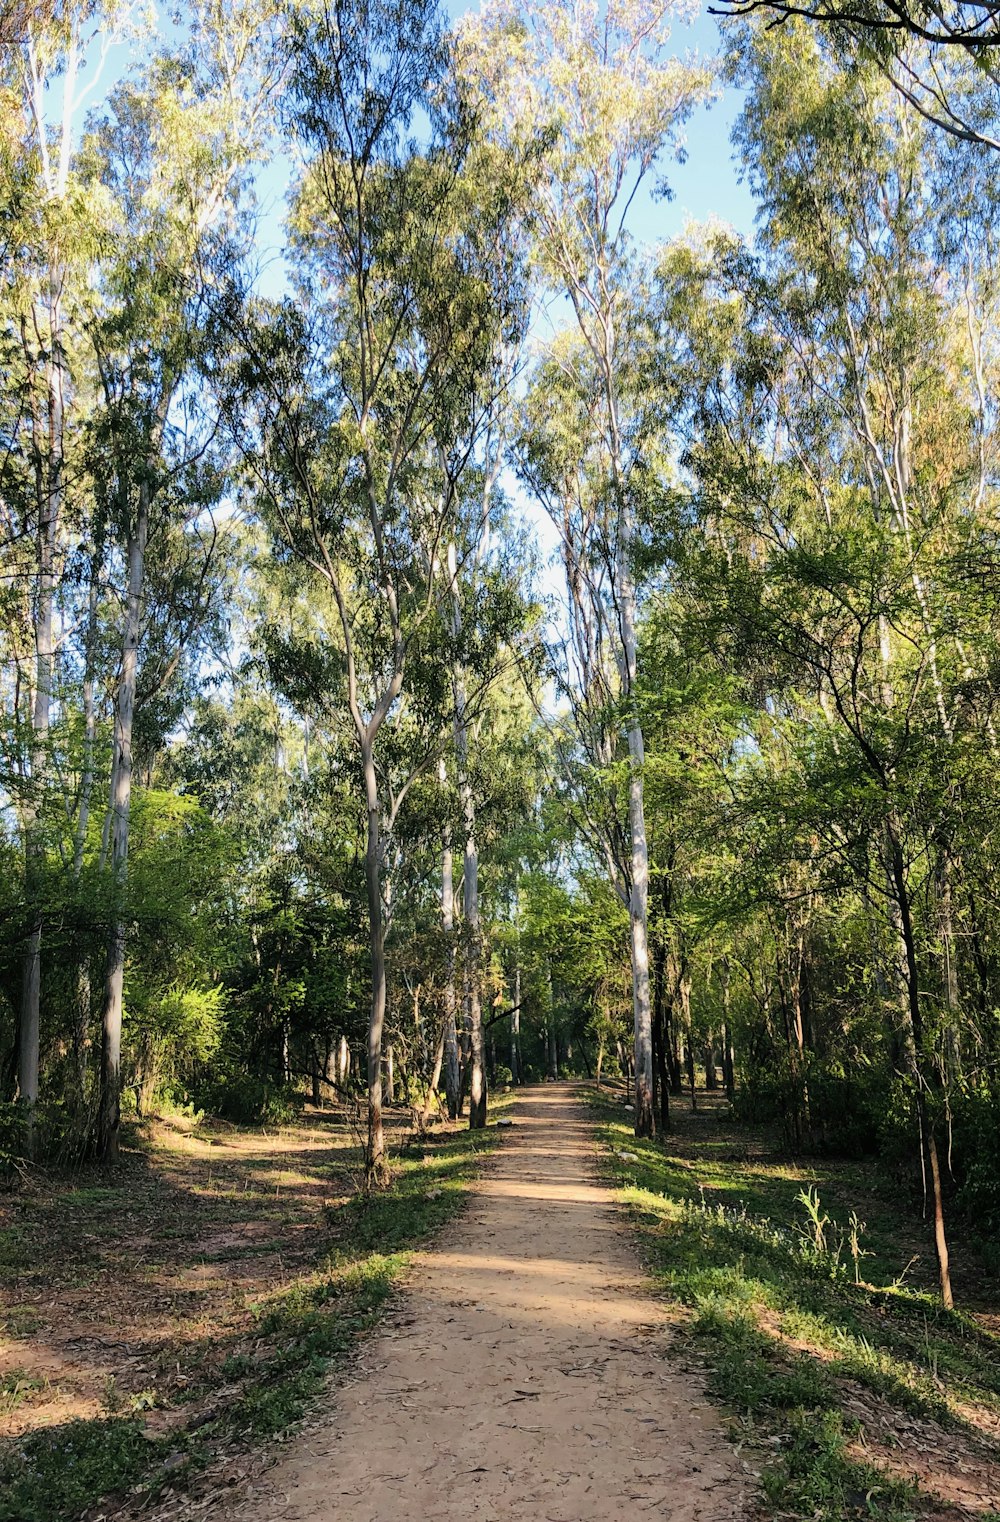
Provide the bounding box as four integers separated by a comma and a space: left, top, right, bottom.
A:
361, 738, 387, 1185
681, 975, 696, 1111
510, 964, 521, 1085
386, 1044, 395, 1106
18, 280, 64, 1154
441, 805, 460, 1120
627, 763, 653, 1134
420, 1019, 447, 1131
465, 833, 486, 1127
450, 550, 486, 1130
722, 1024, 736, 1104
704, 1032, 718, 1091
666, 949, 683, 1095
652, 943, 670, 1133
888, 825, 954, 1308
98, 482, 149, 1161
546, 964, 559, 1080
721, 959, 736, 1105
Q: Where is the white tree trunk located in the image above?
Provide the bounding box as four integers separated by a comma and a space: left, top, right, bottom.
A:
440, 761, 460, 1119
99, 482, 148, 1159
449, 550, 486, 1129
618, 511, 654, 1136
361, 737, 387, 1183
18, 281, 64, 1151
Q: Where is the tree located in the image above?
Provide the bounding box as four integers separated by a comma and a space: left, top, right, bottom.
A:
459, 0, 713, 1137
714, 0, 1000, 151
225, 0, 528, 1180
81, 0, 281, 1158
651, 24, 1000, 1301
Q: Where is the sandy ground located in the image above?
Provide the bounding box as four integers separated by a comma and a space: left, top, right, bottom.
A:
221, 1083, 747, 1522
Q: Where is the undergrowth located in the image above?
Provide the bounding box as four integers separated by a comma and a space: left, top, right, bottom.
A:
0, 1106, 505, 1522
591, 1087, 1000, 1522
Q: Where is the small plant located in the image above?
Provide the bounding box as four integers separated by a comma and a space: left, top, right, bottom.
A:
848, 1211, 869, 1285
796, 1184, 830, 1255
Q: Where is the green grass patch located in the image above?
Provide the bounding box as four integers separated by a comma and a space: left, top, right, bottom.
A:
0, 1419, 164, 1522
590, 1087, 1000, 1522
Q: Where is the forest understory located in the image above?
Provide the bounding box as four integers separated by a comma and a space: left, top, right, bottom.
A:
0, 1096, 508, 1522
595, 1084, 1000, 1522
4, 1082, 1000, 1522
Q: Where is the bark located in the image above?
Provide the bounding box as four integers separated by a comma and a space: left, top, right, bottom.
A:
546, 964, 559, 1080
680, 974, 696, 1111
721, 958, 736, 1105
450, 549, 486, 1131
510, 965, 521, 1084
98, 480, 149, 1161
888, 825, 954, 1308
336, 1034, 350, 1089
419, 1018, 448, 1131
18, 271, 65, 1153
704, 1033, 718, 1091
652, 943, 670, 1133
386, 1044, 395, 1106
441, 803, 460, 1120
627, 763, 653, 1134
361, 737, 388, 1184
722, 1023, 736, 1105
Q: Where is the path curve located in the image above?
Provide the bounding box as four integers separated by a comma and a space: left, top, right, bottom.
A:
225, 1083, 747, 1522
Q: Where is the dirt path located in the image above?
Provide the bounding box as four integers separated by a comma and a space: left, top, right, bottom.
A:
223, 1084, 747, 1522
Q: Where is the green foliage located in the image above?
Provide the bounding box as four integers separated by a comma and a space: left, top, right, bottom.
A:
0, 1419, 163, 1522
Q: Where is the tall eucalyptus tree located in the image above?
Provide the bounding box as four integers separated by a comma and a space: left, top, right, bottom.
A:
227, 0, 528, 1180
459, 0, 712, 1134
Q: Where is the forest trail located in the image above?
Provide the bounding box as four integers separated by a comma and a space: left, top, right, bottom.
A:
221, 1084, 746, 1522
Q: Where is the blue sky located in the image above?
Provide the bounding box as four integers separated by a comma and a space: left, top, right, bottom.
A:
71, 4, 756, 293
248, 3, 757, 294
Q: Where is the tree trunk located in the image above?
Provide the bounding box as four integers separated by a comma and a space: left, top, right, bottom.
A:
705, 1033, 718, 1091
652, 944, 671, 1133
18, 251, 69, 1157
442, 821, 460, 1121
386, 1043, 395, 1106
336, 1034, 350, 1089
451, 558, 486, 1130
720, 959, 736, 1104
627, 765, 653, 1135
546, 964, 559, 1079
888, 825, 954, 1308
722, 1023, 736, 1105
98, 482, 149, 1161
420, 1018, 448, 1130
510, 964, 521, 1084
361, 738, 387, 1185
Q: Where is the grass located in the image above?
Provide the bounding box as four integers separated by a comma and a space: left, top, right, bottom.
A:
590, 1085, 1000, 1522
0, 1096, 508, 1522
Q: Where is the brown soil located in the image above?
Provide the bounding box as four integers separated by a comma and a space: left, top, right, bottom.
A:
214, 1083, 747, 1522
0, 1108, 370, 1442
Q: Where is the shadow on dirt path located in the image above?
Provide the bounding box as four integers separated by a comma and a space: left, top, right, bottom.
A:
217, 1083, 747, 1522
